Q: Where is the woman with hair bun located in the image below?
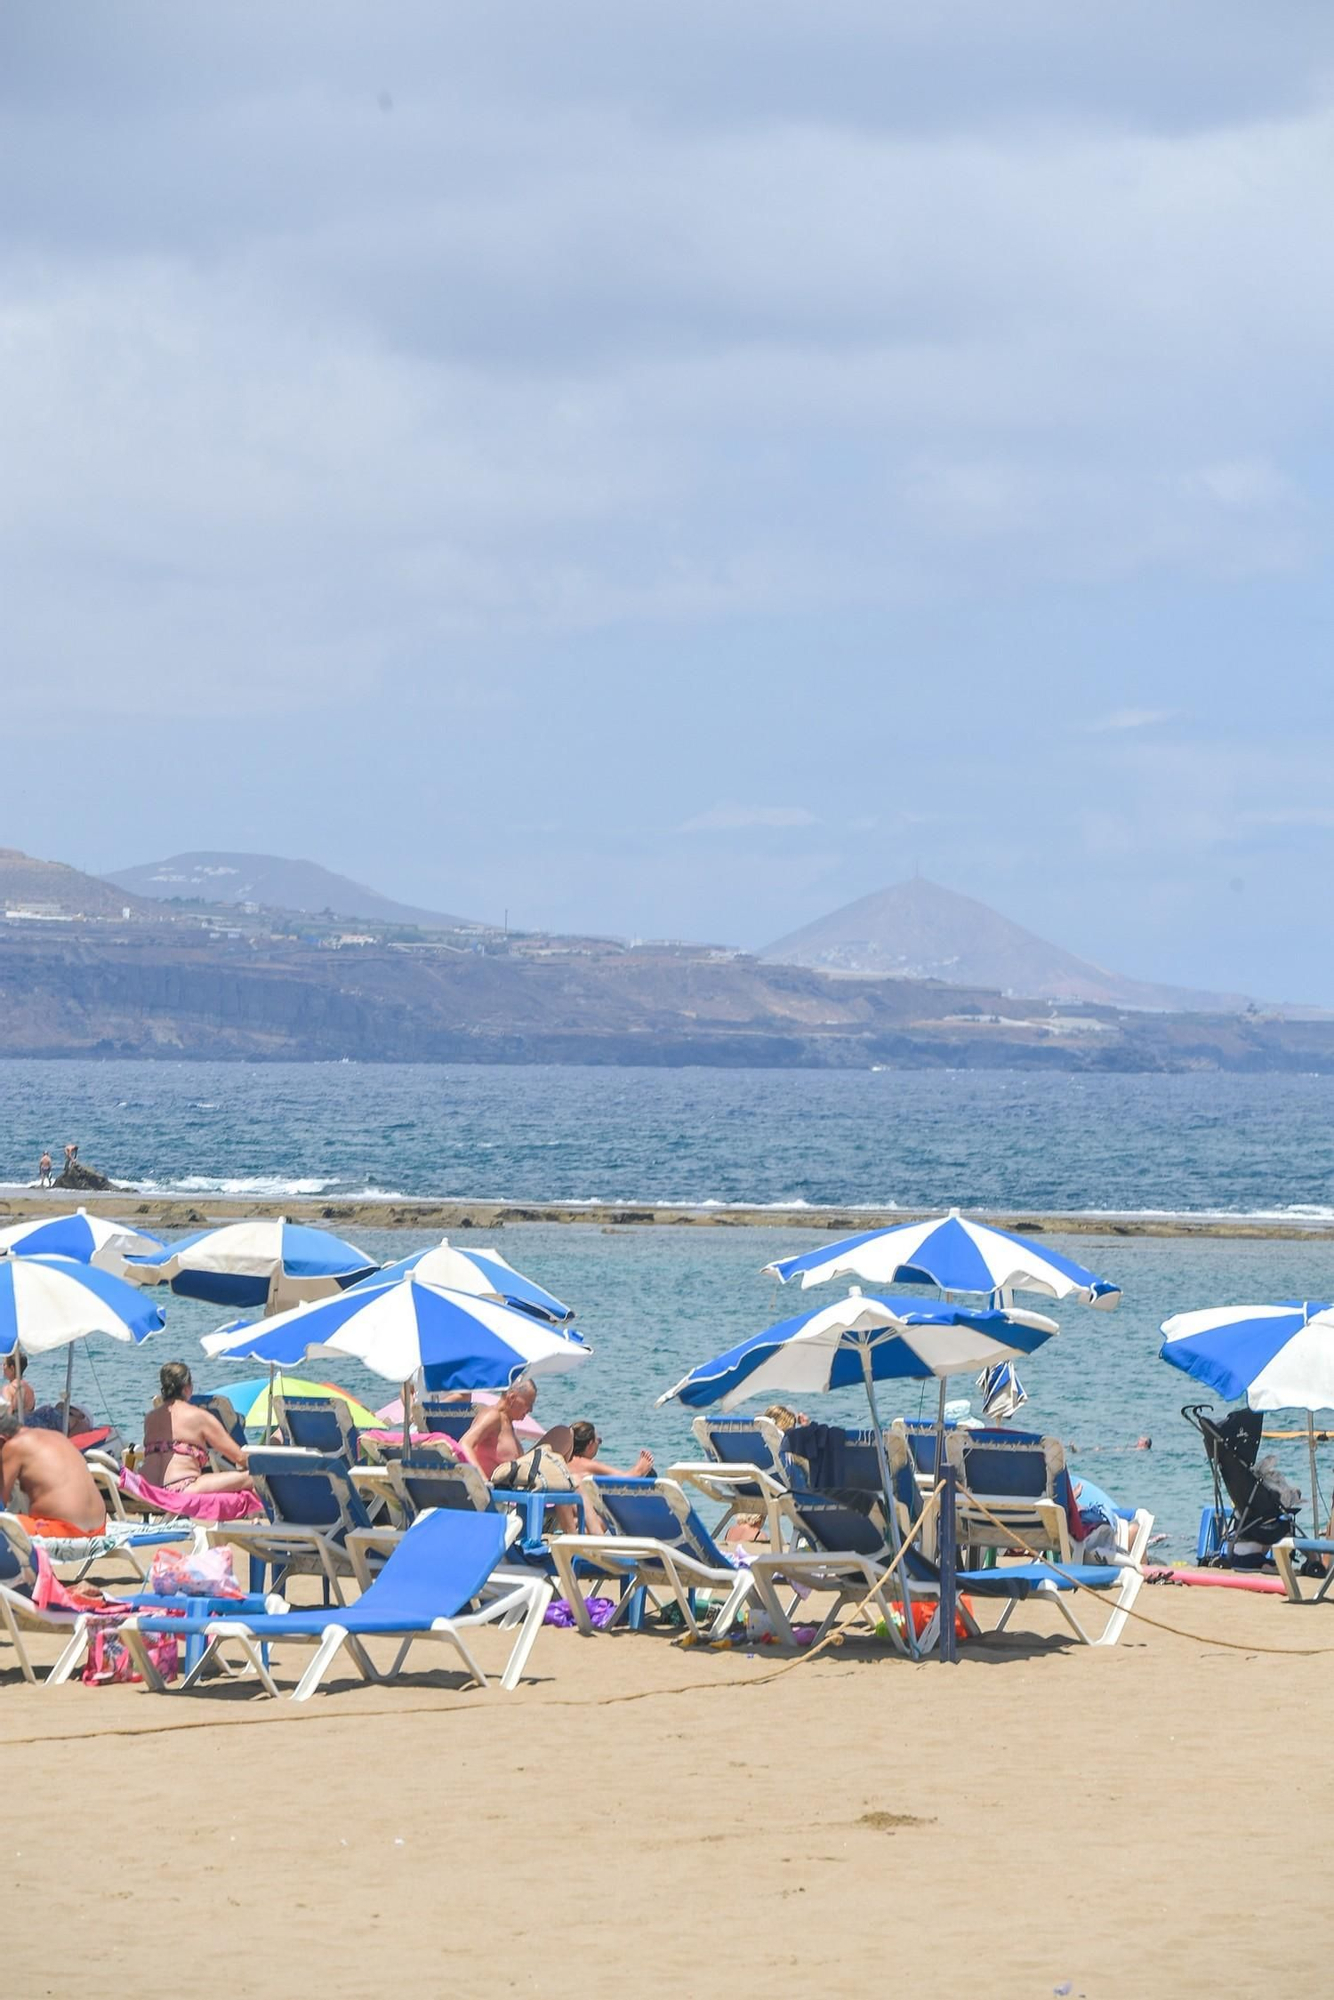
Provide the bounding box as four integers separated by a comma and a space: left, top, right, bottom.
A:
141, 1361, 254, 1495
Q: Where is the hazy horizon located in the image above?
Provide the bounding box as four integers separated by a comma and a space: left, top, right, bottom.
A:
4, 6, 1333, 997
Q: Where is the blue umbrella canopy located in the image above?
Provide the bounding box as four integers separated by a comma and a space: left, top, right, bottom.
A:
355, 1237, 573, 1324
1160, 1301, 1334, 1410
0, 1254, 165, 1356
202, 1274, 589, 1389
658, 1291, 1058, 1412
126, 1218, 377, 1313
0, 1208, 164, 1276
763, 1208, 1120, 1308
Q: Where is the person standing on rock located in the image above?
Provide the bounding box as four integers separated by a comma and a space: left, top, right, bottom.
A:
37, 1151, 52, 1188
63, 1142, 78, 1174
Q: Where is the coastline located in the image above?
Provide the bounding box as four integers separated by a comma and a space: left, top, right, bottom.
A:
3, 1187, 1332, 1240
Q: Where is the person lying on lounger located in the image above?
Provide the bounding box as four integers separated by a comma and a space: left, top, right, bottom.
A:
141, 1362, 254, 1496
566, 1420, 655, 1532
0, 1411, 107, 1536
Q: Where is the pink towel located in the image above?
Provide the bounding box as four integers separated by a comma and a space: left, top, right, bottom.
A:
119, 1466, 263, 1521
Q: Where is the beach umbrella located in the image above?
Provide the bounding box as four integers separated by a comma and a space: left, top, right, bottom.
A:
354, 1237, 574, 1324
0, 1207, 164, 1278
1160, 1301, 1334, 1532
126, 1218, 377, 1315
659, 1289, 1057, 1662
202, 1276, 589, 1455
0, 1254, 165, 1432
978, 1359, 1028, 1423
763, 1208, 1120, 1308
207, 1373, 384, 1437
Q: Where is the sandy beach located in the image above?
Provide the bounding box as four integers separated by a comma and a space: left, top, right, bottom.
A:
5, 1576, 1332, 1998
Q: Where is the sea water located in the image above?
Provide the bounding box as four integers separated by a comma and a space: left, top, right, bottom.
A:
6, 1059, 1334, 1551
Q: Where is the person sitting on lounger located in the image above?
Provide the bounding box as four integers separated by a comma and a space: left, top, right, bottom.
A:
0, 1410, 107, 1536
458, 1377, 539, 1481
567, 1420, 655, 1532
2, 1352, 35, 1419
141, 1362, 254, 1496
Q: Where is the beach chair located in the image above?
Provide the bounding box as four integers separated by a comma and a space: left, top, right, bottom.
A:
415, 1396, 482, 1442
216, 1449, 389, 1604
749, 1450, 1151, 1652
664, 1414, 796, 1545
942, 1430, 1074, 1561
276, 1394, 362, 1460
0, 1519, 274, 1686
119, 1509, 552, 1699
1271, 1537, 1334, 1603
549, 1477, 754, 1640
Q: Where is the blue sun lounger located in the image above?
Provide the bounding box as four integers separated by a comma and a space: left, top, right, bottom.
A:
549, 1477, 754, 1640
748, 1457, 1150, 1652
119, 1508, 552, 1699
1272, 1536, 1334, 1602
0, 1520, 277, 1686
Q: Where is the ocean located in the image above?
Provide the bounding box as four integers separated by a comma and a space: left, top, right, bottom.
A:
6, 1058, 1334, 1552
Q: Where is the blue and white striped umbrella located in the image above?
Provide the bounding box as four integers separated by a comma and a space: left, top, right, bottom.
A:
127, 1218, 377, 1315
356, 1238, 573, 1325
202, 1274, 589, 1389
0, 1207, 164, 1278
763, 1208, 1120, 1308
978, 1359, 1028, 1423
0, 1254, 165, 1357
658, 1290, 1058, 1412
1160, 1301, 1334, 1410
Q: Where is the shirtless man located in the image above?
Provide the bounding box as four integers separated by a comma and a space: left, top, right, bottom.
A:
0, 1413, 107, 1535
459, 1378, 538, 1479
37, 1151, 52, 1188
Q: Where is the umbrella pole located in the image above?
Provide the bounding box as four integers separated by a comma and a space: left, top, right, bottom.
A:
13, 1344, 25, 1427
264, 1362, 277, 1443
403, 1378, 413, 1460
934, 1375, 959, 1664
1309, 1414, 1322, 1538
859, 1347, 916, 1661
62, 1344, 74, 1435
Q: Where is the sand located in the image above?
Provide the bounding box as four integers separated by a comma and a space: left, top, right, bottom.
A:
4, 1577, 1332, 1997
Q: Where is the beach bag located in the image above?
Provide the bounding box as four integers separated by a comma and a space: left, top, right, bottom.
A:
146, 1544, 243, 1599
491, 1446, 575, 1493
82, 1625, 180, 1687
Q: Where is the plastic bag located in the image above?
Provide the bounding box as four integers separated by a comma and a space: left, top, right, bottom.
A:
146, 1544, 243, 1600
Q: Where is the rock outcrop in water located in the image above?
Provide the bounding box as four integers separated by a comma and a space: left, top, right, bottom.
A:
54, 1159, 113, 1191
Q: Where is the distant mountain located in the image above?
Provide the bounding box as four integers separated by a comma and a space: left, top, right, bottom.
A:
0, 848, 153, 919
761, 876, 1261, 1014
107, 851, 473, 931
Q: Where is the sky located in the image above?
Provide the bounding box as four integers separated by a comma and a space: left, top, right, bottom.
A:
2, 4, 1333, 996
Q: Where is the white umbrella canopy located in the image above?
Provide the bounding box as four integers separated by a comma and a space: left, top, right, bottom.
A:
0, 1207, 165, 1280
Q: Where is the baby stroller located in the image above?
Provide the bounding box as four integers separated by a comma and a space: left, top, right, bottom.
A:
1183, 1403, 1299, 1568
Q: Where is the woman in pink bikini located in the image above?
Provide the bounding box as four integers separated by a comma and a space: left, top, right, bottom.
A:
141, 1361, 254, 1495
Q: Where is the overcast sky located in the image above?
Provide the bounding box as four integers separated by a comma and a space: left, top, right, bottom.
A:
3, 4, 1333, 994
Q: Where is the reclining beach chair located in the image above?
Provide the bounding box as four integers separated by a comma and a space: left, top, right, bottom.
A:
276, 1394, 362, 1461
941, 1430, 1074, 1562
1271, 1535, 1334, 1603
415, 1396, 482, 1441
216, 1448, 390, 1604
749, 1448, 1151, 1652
119, 1509, 552, 1699
549, 1476, 754, 1640
663, 1414, 796, 1545
1184, 1404, 1298, 1567
0, 1519, 273, 1686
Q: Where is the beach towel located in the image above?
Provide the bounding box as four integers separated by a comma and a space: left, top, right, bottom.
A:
30, 1544, 120, 1616
119, 1465, 263, 1521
